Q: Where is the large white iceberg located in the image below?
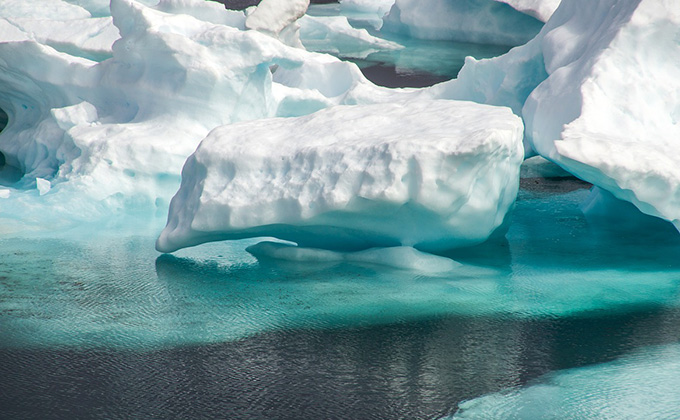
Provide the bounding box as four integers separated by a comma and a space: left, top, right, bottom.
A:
0, 0, 392, 227
523, 0, 680, 230
156, 100, 524, 253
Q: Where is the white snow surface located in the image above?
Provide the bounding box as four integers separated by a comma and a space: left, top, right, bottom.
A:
156, 100, 524, 253
523, 0, 680, 230
1, 0, 679, 240
496, 0, 561, 22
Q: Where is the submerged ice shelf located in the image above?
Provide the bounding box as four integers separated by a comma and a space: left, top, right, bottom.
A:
3, 176, 680, 350
450, 343, 680, 419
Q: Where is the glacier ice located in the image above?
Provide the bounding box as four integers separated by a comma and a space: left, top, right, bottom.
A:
450, 344, 680, 419
246, 242, 461, 273
381, 0, 544, 46
245, 0, 310, 47
1, 0, 679, 244
156, 100, 524, 253
299, 15, 403, 59
495, 0, 561, 22
523, 0, 680, 231
0, 0, 393, 228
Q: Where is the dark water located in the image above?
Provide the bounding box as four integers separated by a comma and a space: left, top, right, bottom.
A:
213, 0, 337, 10
359, 64, 452, 88
3, 305, 680, 420
0, 107, 7, 133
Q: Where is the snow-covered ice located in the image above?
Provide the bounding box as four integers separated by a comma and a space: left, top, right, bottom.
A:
523, 0, 680, 230
496, 0, 561, 22
1, 0, 679, 244
156, 100, 524, 253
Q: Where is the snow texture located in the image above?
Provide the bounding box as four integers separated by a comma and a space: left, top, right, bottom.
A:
245, 0, 310, 46
156, 100, 524, 253
496, 0, 561, 22
0, 0, 390, 228
523, 0, 680, 231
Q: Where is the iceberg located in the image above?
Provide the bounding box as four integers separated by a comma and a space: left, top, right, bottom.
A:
496, 0, 561, 22
0, 0, 391, 227
156, 100, 524, 253
523, 0, 680, 231
245, 0, 310, 47
299, 15, 403, 59
381, 0, 545, 46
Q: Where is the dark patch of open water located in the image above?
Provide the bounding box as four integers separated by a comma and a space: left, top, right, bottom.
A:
3, 305, 680, 420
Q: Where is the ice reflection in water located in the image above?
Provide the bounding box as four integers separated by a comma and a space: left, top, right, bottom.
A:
1, 178, 680, 418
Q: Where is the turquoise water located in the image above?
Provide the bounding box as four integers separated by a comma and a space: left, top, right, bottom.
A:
2, 174, 680, 418
304, 3, 512, 87
3, 179, 680, 351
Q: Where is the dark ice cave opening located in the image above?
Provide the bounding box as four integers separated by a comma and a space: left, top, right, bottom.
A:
0, 107, 7, 133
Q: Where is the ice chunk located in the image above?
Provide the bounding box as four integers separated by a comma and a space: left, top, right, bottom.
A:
2, 17, 119, 61
338, 0, 395, 29
36, 178, 51, 195
155, 0, 246, 28
382, 0, 544, 46
523, 0, 680, 231
299, 15, 403, 59
0, 0, 389, 224
246, 242, 461, 273
339, 0, 395, 16
156, 100, 524, 253
0, 0, 92, 20
495, 0, 561, 22
245, 0, 310, 47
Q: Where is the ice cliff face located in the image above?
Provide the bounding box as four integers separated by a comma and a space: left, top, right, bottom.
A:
524, 0, 680, 230
156, 100, 524, 253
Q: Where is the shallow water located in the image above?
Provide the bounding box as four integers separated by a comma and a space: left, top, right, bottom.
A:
304, 3, 512, 87
2, 176, 680, 419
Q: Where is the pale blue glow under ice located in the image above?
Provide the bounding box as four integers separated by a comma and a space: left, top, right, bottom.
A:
2, 182, 679, 350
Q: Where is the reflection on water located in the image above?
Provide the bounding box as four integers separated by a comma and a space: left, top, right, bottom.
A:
3, 306, 680, 420
1, 178, 680, 418
1, 182, 680, 350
